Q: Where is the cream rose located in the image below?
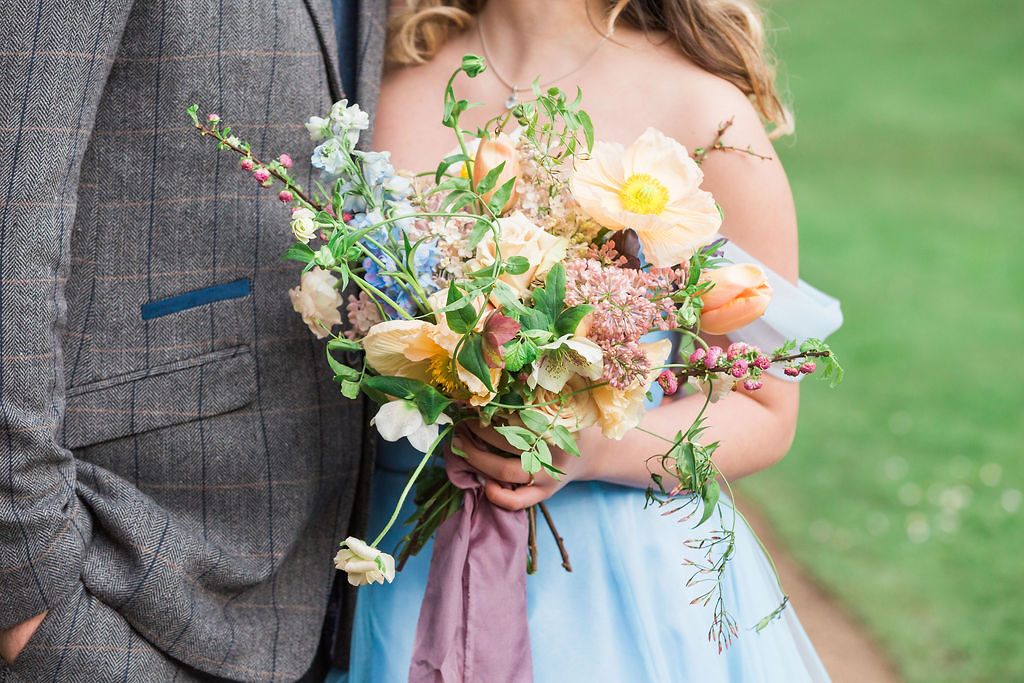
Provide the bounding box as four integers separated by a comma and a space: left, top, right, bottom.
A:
525, 374, 601, 434
334, 537, 396, 586
290, 207, 317, 243
592, 338, 673, 439
474, 211, 568, 297
288, 267, 343, 339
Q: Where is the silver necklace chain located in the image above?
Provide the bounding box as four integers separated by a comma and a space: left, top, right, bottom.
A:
476, 18, 611, 110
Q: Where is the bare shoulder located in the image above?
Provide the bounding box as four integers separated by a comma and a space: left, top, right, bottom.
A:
636, 43, 798, 278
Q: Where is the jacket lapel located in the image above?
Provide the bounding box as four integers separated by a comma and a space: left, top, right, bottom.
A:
302, 0, 345, 102
354, 0, 388, 141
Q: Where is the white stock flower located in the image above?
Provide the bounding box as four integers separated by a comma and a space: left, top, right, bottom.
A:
290, 207, 317, 243
529, 335, 603, 393
334, 537, 396, 586
329, 100, 370, 148
371, 399, 453, 453
305, 115, 330, 141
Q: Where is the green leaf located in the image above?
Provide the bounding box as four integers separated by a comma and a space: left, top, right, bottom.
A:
187, 104, 200, 126
519, 410, 550, 435
474, 160, 506, 197
502, 339, 537, 374
434, 153, 472, 184
490, 282, 532, 316
281, 242, 316, 263
467, 218, 491, 250
495, 425, 534, 452
444, 284, 478, 335
486, 177, 516, 216
362, 375, 453, 424
340, 380, 361, 399
456, 334, 494, 391
326, 346, 360, 382
327, 338, 362, 352
549, 425, 580, 457
697, 479, 720, 526
555, 304, 594, 338
503, 255, 530, 275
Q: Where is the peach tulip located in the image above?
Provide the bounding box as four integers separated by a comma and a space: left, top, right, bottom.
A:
699, 264, 773, 335
472, 134, 520, 215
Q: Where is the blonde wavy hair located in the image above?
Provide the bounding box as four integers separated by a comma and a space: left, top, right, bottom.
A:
386, 0, 793, 137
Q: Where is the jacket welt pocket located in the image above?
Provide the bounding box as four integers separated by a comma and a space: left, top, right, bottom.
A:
63, 345, 256, 450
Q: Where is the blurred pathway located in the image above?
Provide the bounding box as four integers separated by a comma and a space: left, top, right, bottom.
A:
735, 494, 902, 683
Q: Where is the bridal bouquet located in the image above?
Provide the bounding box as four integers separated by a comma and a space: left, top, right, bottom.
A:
189, 55, 840, 650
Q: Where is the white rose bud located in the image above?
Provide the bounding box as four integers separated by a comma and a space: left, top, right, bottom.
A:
288, 267, 343, 339
290, 207, 317, 244
334, 537, 396, 587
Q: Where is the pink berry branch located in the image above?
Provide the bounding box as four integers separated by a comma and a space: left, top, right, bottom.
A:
655, 341, 841, 400
187, 106, 323, 211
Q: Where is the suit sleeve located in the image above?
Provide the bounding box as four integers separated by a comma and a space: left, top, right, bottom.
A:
0, 0, 135, 629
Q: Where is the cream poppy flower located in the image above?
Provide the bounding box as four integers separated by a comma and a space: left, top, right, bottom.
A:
569, 127, 721, 267
362, 319, 498, 406
592, 338, 673, 439
334, 537, 396, 586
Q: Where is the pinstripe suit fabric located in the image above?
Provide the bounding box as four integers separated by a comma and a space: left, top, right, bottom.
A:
0, 1, 386, 680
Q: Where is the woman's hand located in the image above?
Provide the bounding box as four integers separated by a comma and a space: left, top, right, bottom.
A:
453, 423, 600, 511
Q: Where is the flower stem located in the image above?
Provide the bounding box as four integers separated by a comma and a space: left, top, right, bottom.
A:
371, 425, 453, 548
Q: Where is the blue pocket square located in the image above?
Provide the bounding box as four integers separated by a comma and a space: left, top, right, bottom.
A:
141, 279, 251, 320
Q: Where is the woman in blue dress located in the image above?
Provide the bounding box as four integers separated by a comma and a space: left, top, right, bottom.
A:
332, 0, 842, 680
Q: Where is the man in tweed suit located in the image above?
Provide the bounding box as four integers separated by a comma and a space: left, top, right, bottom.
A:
0, 0, 386, 680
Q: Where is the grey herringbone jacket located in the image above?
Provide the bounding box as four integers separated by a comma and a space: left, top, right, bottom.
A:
0, 1, 385, 680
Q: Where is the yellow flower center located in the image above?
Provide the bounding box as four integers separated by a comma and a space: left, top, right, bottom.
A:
428, 352, 463, 395
619, 173, 670, 215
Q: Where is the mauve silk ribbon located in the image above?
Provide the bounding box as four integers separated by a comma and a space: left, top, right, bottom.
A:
408, 450, 532, 683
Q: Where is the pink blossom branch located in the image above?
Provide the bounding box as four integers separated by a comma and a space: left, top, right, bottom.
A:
192, 119, 324, 211
670, 349, 833, 383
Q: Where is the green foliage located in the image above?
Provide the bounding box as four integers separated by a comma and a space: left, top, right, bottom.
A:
739, 2, 1024, 679
456, 334, 494, 392
281, 242, 315, 263
361, 376, 452, 424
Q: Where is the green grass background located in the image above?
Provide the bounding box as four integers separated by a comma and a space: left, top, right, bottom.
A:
738, 1, 1024, 681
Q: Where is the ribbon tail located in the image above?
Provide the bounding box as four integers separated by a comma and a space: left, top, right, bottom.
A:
409, 452, 532, 683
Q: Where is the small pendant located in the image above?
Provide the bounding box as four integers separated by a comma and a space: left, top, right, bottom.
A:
504, 89, 518, 110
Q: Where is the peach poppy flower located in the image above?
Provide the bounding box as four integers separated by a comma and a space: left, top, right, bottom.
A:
362, 318, 498, 407
569, 127, 721, 267
699, 264, 773, 335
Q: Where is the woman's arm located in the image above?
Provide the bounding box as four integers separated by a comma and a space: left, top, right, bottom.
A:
460, 90, 801, 510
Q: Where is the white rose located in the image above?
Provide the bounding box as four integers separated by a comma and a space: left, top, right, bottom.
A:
334, 537, 396, 586
288, 267, 343, 339
290, 207, 317, 243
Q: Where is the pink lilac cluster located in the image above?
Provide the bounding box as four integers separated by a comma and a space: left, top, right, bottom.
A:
344, 291, 383, 340
687, 342, 773, 392
565, 246, 687, 390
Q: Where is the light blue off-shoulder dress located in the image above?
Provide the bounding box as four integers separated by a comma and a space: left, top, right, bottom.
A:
330, 243, 843, 682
